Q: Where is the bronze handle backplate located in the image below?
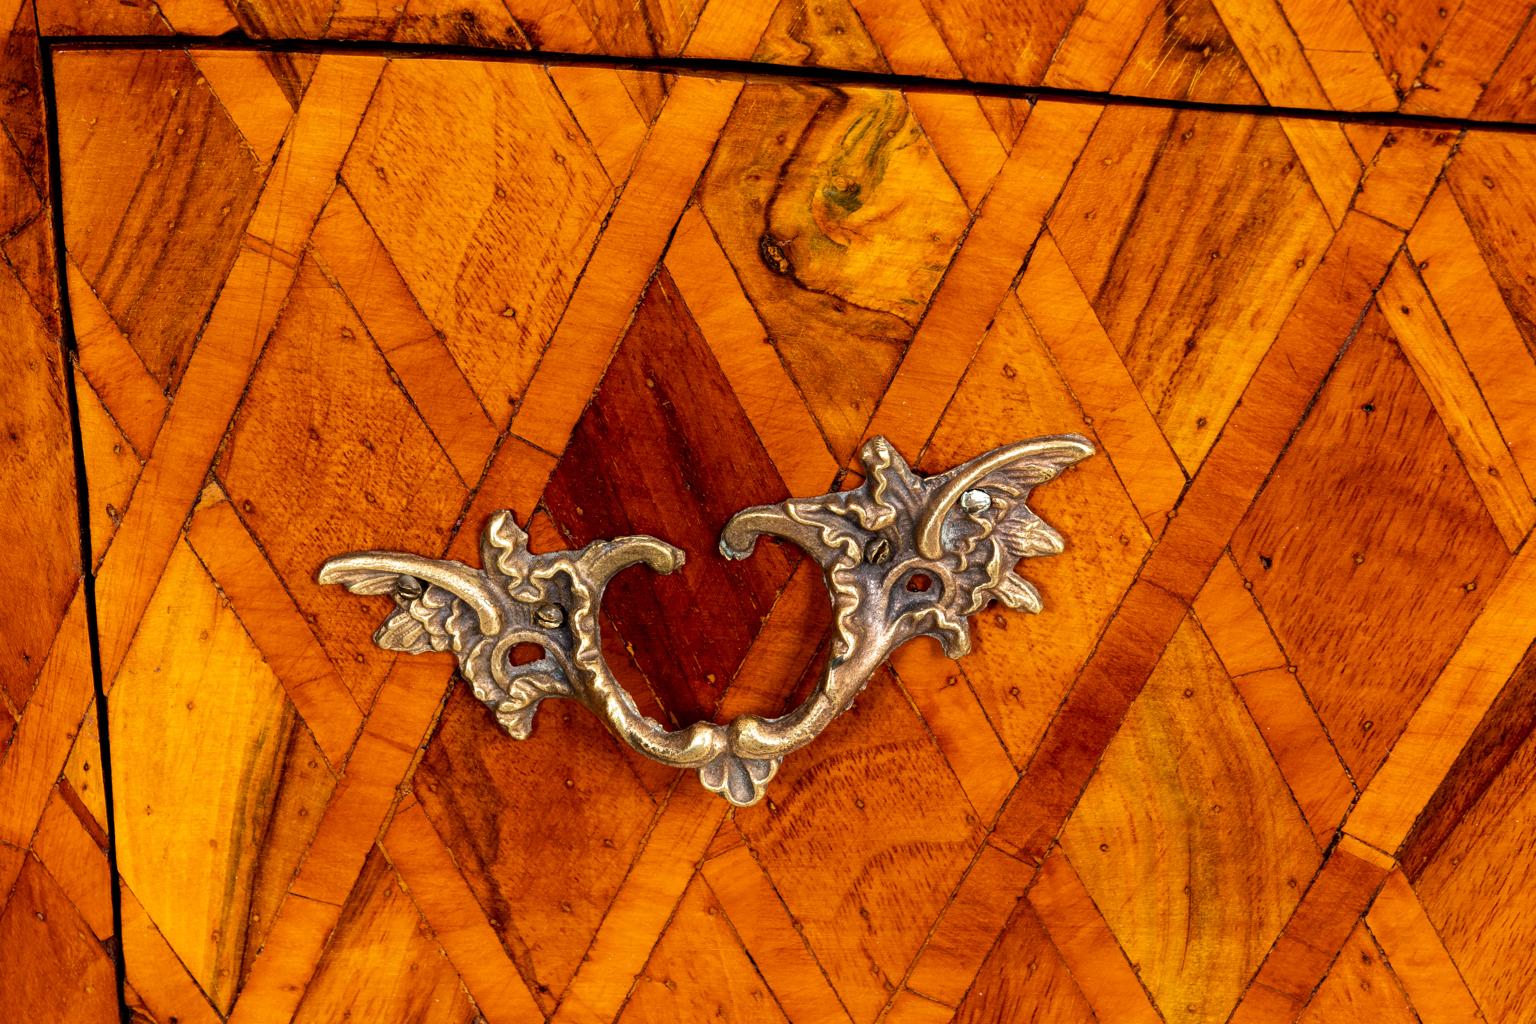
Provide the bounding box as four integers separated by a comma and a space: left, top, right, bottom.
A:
319, 434, 1092, 807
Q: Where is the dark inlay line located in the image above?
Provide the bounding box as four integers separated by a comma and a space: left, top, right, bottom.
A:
38, 40, 132, 1024
38, 34, 1536, 136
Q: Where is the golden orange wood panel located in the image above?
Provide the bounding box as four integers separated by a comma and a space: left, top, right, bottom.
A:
23, 0, 1536, 124
3, 14, 1536, 1023
0, 2, 118, 1021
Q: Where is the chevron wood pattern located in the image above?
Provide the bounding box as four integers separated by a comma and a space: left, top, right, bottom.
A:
2, 2, 1536, 1021
26, 0, 1536, 124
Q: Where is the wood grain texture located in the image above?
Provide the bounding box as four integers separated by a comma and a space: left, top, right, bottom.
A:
733, 666, 985, 1024
1414, 685, 1536, 1023
413, 686, 656, 1008
1027, 850, 1160, 1024
109, 538, 334, 1011
1366, 869, 1485, 1024
382, 796, 545, 1023
0, 261, 79, 708
1049, 105, 1335, 472
1231, 300, 1509, 786
1297, 921, 1419, 1024
291, 848, 476, 1023
544, 269, 799, 725
1060, 615, 1319, 1024
31, 0, 1536, 123
923, 296, 1152, 770
0, 4, 115, 1021
342, 58, 613, 431
952, 898, 1094, 1024
1230, 835, 1395, 1023
7, 22, 1536, 1023
0, 856, 120, 1022
617, 877, 789, 1024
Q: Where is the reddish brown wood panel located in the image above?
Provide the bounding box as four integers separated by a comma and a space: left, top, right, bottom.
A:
31, 42, 1536, 1024
26, 0, 1536, 123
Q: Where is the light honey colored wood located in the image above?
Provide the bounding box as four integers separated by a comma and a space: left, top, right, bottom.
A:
888, 637, 1016, 821
1017, 230, 1186, 535
31, 790, 112, 940
1195, 556, 1355, 844
1278, 0, 1398, 112
1409, 181, 1536, 489
617, 877, 789, 1024
185, 491, 363, 766
1377, 254, 1533, 548
27, 0, 1536, 122
292, 849, 476, 1024
1276, 116, 1362, 227
553, 784, 727, 1024
1229, 835, 1395, 1023
1027, 851, 1160, 1024
109, 539, 294, 1012
1365, 870, 1484, 1024
118, 881, 223, 1024
863, 99, 1101, 458
383, 797, 545, 1024
1060, 615, 1320, 1024
1348, 536, 1536, 853
924, 294, 1153, 775
187, 49, 295, 165
701, 842, 855, 1024
310, 188, 501, 483
663, 204, 840, 499
1297, 922, 1419, 1024
955, 897, 1095, 1023
342, 59, 614, 433
1049, 105, 1337, 472
71, 367, 140, 568
510, 73, 744, 455
65, 259, 167, 460
903, 842, 1032, 1006
899, 91, 1007, 209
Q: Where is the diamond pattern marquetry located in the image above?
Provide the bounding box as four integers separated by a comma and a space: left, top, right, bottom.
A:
4, 1, 1536, 1020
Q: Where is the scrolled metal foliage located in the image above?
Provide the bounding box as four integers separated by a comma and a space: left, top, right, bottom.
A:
318, 434, 1093, 807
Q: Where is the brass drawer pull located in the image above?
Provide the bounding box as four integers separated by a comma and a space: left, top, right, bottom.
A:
319, 434, 1092, 806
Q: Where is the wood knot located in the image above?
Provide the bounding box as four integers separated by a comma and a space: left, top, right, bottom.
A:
758, 234, 793, 275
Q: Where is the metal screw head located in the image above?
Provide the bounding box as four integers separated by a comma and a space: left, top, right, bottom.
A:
534, 604, 565, 629
959, 489, 992, 515
865, 537, 892, 564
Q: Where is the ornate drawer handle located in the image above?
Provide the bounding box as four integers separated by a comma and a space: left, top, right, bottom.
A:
318, 434, 1092, 806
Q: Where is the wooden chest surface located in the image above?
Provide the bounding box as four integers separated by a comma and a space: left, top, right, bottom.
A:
4, 3, 1536, 1022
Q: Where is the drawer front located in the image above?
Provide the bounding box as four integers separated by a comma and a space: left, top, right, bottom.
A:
4, 13, 1536, 1023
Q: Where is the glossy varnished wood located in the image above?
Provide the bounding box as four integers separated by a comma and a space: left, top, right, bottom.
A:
30, 0, 1536, 125
0, 4, 120, 1020
4, 2, 1536, 1021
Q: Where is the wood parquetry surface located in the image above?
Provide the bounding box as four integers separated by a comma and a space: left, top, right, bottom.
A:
4, 0, 1536, 1022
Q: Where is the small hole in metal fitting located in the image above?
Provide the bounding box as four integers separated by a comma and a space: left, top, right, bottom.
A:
510, 643, 545, 666
906, 573, 933, 593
